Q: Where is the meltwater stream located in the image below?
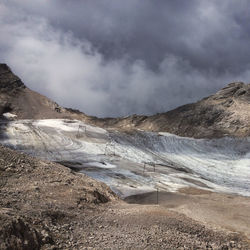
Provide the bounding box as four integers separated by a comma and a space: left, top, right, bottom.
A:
0, 119, 250, 197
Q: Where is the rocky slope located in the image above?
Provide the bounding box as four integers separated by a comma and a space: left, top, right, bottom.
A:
1, 145, 249, 249
0, 144, 117, 249
0, 64, 87, 120
1, 63, 250, 138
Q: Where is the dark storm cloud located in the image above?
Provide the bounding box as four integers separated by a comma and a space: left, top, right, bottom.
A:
1, 0, 250, 117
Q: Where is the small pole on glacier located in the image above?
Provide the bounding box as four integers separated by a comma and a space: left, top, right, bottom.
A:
156, 188, 159, 204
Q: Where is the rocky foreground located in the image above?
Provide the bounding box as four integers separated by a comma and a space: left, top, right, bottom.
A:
0, 145, 117, 249
0, 145, 250, 249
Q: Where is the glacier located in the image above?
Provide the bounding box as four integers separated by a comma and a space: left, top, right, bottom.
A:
0, 119, 250, 198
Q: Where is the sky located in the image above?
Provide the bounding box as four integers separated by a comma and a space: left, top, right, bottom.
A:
1, 0, 250, 117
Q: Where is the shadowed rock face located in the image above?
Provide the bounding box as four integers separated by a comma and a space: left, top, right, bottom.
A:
0, 215, 44, 250
0, 64, 25, 91
1, 63, 250, 138
0, 64, 25, 115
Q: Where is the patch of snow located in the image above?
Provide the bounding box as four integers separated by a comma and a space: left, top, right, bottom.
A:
2, 112, 17, 119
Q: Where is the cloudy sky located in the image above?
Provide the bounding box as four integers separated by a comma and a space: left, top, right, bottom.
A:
1, 0, 250, 117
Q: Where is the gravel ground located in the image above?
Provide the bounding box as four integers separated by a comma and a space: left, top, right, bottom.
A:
0, 145, 249, 249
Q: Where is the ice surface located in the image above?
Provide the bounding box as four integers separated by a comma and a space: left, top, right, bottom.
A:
1, 119, 250, 197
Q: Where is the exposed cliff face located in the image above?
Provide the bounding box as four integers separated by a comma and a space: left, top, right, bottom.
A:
0, 64, 24, 115
0, 64, 25, 91
1, 63, 250, 138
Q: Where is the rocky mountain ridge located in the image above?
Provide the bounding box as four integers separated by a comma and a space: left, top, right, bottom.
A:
1, 63, 250, 138
89, 82, 250, 138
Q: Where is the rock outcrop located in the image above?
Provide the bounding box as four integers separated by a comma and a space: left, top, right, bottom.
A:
0, 64, 25, 91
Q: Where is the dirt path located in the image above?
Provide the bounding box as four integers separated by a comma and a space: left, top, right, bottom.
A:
74, 202, 249, 249
125, 187, 250, 241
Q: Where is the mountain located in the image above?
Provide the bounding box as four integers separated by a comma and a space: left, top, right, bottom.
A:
1, 63, 250, 138
0, 64, 88, 120
1, 64, 250, 248
91, 82, 250, 138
